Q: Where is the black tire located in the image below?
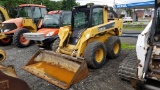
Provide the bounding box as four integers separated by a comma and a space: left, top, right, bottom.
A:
35, 41, 47, 48
0, 38, 12, 46
84, 41, 106, 69
37, 44, 47, 48
13, 28, 32, 48
135, 81, 145, 90
105, 36, 121, 59
51, 38, 60, 52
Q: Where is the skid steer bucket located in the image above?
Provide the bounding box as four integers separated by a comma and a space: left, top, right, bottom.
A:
23, 50, 88, 89
0, 65, 30, 90
0, 49, 30, 90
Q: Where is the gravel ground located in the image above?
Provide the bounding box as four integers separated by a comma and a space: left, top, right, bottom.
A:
0, 30, 140, 90
1, 45, 134, 90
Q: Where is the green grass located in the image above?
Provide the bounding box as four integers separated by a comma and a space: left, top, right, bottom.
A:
123, 27, 145, 31
121, 43, 136, 50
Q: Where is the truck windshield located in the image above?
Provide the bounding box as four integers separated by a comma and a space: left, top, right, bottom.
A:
73, 10, 90, 29
18, 7, 32, 18
42, 14, 60, 28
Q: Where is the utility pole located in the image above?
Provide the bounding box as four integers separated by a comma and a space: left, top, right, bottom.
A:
113, 0, 116, 11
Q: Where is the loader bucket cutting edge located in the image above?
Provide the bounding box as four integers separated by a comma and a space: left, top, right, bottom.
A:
23, 50, 88, 89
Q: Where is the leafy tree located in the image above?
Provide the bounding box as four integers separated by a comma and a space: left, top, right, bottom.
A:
0, 0, 79, 17
0, 0, 27, 18
61, 0, 79, 10
86, 3, 94, 6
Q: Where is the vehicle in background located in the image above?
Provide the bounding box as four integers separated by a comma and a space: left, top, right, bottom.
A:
0, 4, 47, 48
24, 10, 71, 49
122, 17, 133, 23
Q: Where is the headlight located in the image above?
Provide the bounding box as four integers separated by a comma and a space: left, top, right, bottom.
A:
46, 32, 55, 36
4, 29, 10, 32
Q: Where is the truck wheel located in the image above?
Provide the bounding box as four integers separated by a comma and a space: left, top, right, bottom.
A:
84, 41, 106, 69
105, 36, 121, 59
51, 38, 60, 52
0, 38, 12, 46
13, 28, 31, 48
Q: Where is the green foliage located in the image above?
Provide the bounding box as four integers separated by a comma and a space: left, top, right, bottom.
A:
0, 0, 79, 18
86, 3, 94, 6
31, 0, 62, 10
123, 22, 146, 31
121, 43, 135, 50
0, 0, 26, 18
139, 22, 144, 25
61, 0, 79, 10
127, 21, 131, 24
123, 27, 145, 31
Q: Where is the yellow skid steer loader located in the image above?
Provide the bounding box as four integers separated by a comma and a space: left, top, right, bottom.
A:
23, 5, 123, 89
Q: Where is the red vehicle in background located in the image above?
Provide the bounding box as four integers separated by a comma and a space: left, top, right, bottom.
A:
24, 10, 71, 49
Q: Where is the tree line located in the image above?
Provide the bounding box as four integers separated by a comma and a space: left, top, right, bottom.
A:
0, 0, 80, 17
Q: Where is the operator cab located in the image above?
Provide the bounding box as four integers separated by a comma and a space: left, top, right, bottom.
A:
17, 4, 47, 25
41, 10, 71, 28
69, 5, 106, 45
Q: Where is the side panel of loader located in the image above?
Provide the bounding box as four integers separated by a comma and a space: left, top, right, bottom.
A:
22, 19, 37, 32
76, 20, 122, 57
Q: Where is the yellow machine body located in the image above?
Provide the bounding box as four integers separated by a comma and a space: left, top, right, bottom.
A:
58, 20, 122, 57
22, 18, 37, 33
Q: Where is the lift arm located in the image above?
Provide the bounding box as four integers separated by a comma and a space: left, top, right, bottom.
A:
0, 5, 10, 22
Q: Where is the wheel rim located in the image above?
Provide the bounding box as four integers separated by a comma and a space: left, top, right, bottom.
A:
1, 38, 10, 43
113, 42, 119, 54
95, 48, 104, 63
20, 35, 29, 45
